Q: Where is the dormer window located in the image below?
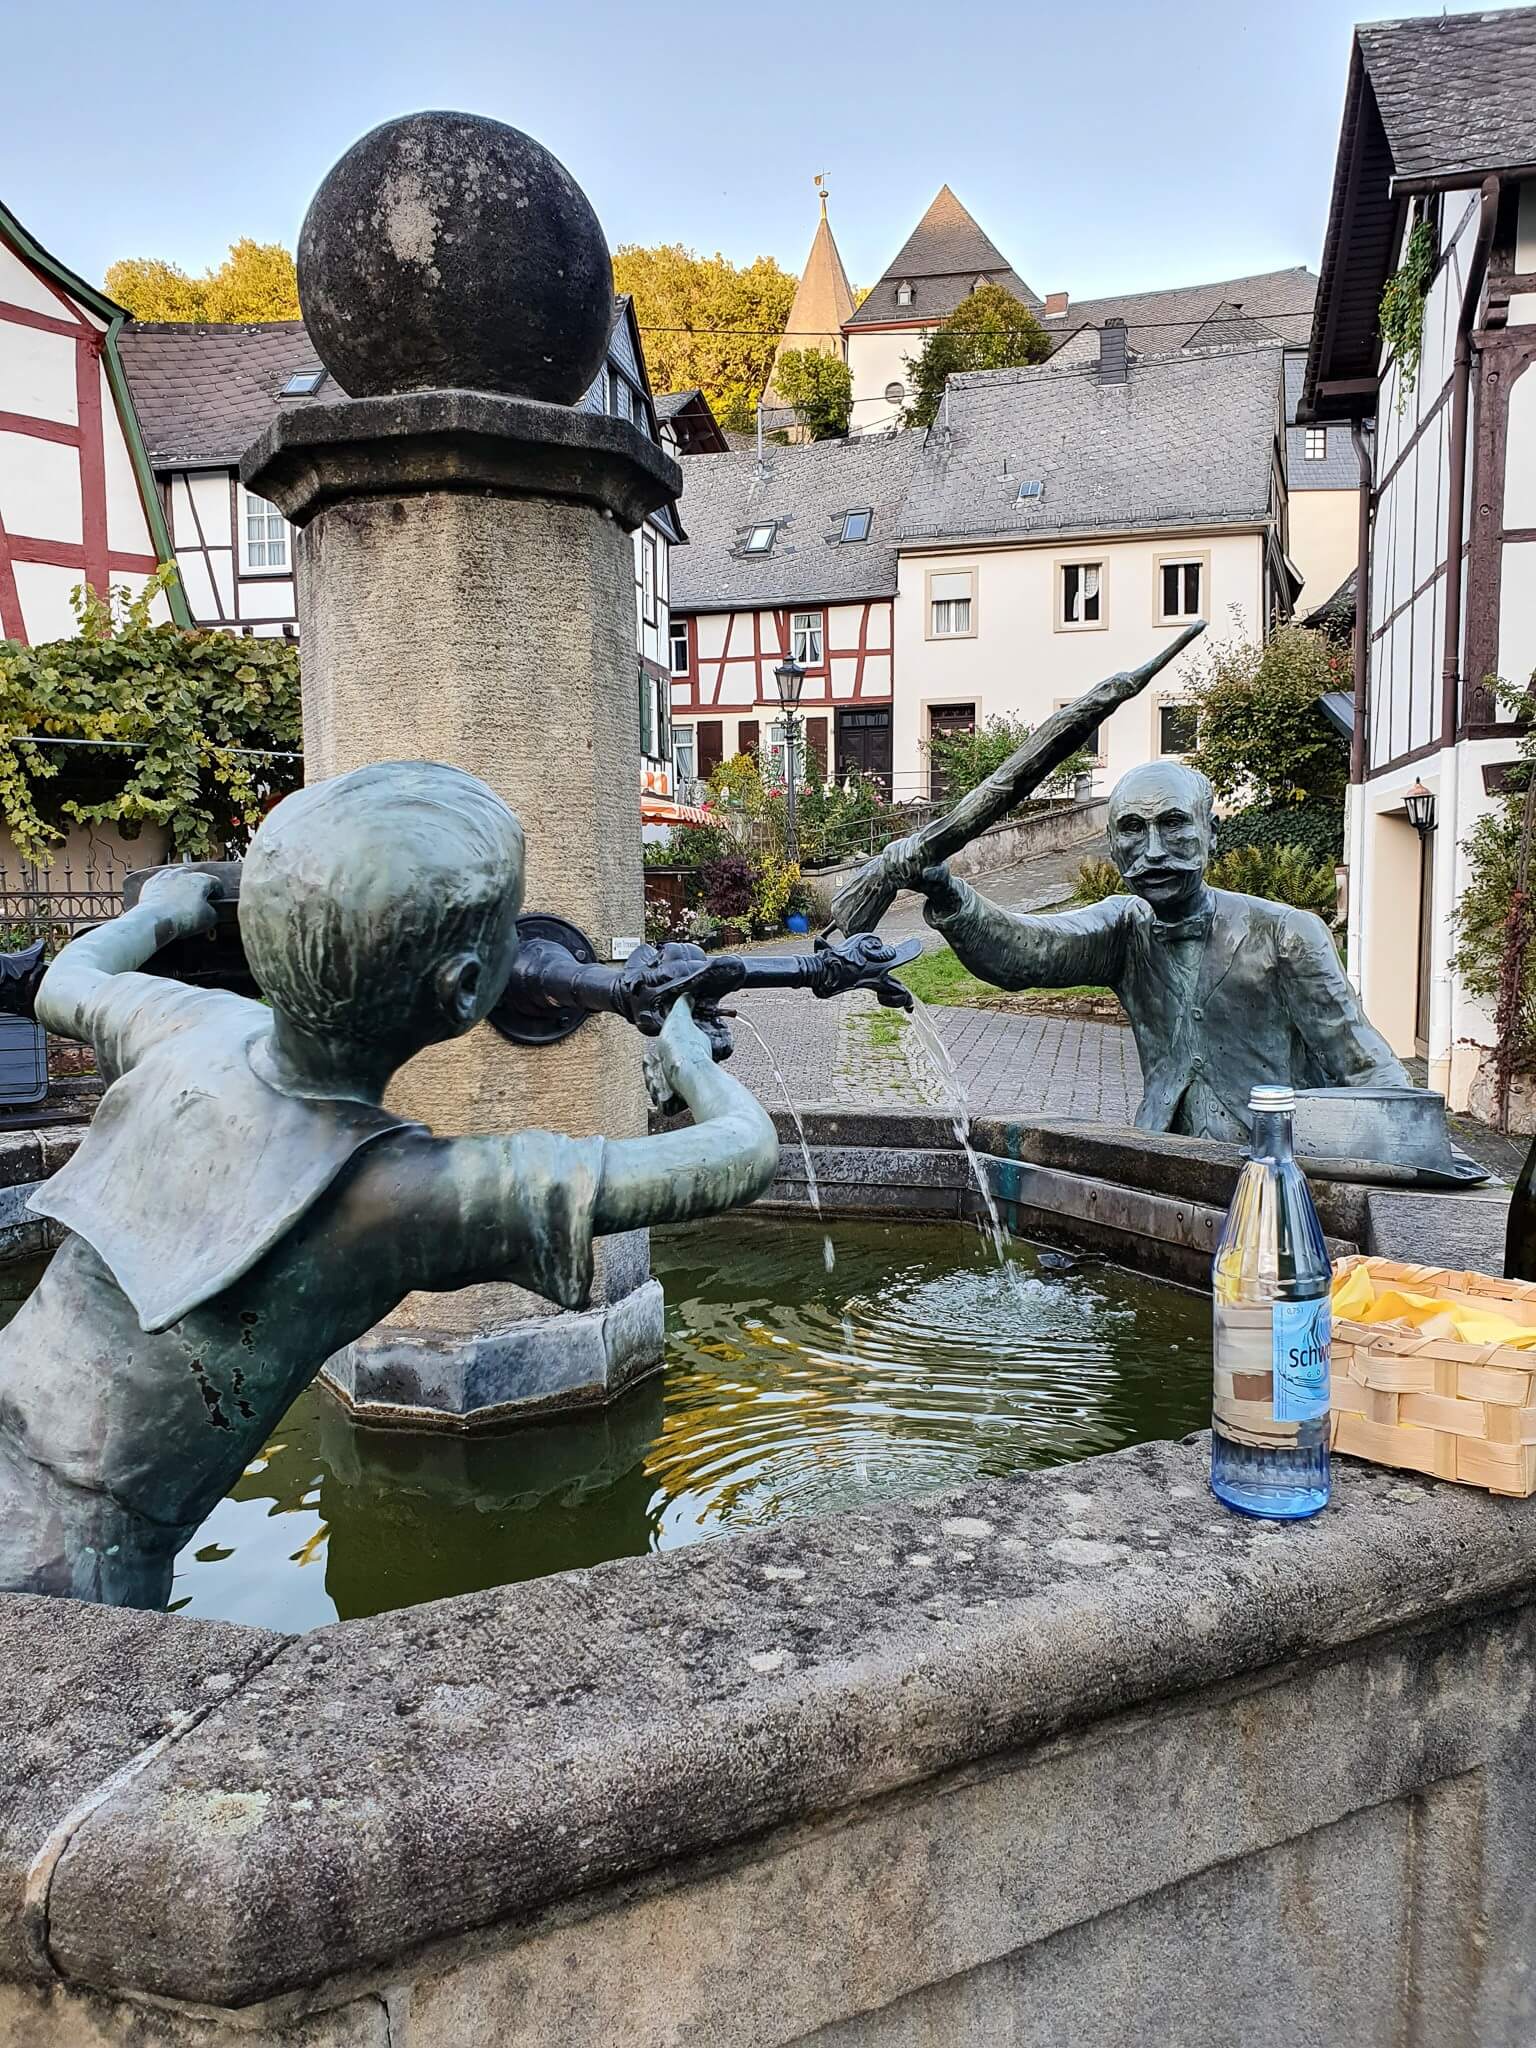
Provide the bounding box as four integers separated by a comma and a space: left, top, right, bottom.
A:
1016, 480, 1043, 504
743, 522, 776, 554
896, 282, 914, 308
973, 276, 989, 292
841, 508, 872, 543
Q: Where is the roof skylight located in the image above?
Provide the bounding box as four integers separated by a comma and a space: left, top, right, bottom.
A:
281, 370, 326, 397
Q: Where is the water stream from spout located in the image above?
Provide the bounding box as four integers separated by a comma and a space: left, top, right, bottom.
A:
732, 1012, 837, 1274
903, 994, 1020, 1288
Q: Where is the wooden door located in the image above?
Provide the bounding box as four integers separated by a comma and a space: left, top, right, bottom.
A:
835, 708, 892, 795
927, 703, 975, 804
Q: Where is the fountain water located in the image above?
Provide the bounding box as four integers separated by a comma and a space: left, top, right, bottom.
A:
902, 993, 1020, 1285
732, 1012, 837, 1274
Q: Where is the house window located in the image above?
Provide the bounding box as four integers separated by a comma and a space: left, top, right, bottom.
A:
1159, 702, 1198, 754
896, 282, 914, 307
241, 490, 288, 572
928, 567, 974, 638
641, 532, 657, 625
280, 369, 325, 396
1016, 480, 1043, 503
673, 724, 697, 788
1158, 559, 1203, 622
841, 508, 872, 543
1060, 561, 1103, 627
790, 610, 824, 664
1304, 427, 1327, 461
610, 369, 635, 423
638, 669, 657, 759
670, 619, 690, 675
743, 523, 775, 554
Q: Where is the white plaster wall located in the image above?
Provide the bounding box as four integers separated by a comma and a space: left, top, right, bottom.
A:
0, 241, 77, 320
100, 360, 154, 559
11, 561, 81, 641
847, 327, 928, 432
1497, 537, 1536, 686
892, 533, 1263, 796
1, 321, 76, 424
0, 432, 80, 545
1289, 490, 1359, 612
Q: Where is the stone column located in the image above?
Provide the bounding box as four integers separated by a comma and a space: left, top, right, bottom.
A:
242, 113, 682, 1427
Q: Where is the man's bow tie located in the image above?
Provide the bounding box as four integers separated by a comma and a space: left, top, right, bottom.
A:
1152, 910, 1214, 945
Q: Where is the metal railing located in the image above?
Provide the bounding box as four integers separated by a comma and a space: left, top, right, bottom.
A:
0, 855, 129, 1086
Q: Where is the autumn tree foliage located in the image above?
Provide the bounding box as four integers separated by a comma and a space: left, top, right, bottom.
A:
902, 284, 1051, 428
105, 240, 300, 323
612, 244, 797, 431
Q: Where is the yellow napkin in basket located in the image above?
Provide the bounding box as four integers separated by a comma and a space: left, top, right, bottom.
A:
1331, 1263, 1536, 1349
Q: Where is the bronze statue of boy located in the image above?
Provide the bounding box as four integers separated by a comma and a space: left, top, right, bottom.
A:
0, 762, 778, 1609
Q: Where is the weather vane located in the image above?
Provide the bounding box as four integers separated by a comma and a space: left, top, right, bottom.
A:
814, 171, 828, 217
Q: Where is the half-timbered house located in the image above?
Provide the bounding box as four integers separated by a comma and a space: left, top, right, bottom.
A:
1303, 6, 1536, 1108
667, 432, 920, 796
0, 201, 181, 645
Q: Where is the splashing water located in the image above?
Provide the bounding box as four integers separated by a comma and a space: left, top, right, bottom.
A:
731, 1011, 837, 1273
902, 994, 1020, 1288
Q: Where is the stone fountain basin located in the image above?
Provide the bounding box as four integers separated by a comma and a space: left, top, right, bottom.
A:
0, 1120, 1530, 2044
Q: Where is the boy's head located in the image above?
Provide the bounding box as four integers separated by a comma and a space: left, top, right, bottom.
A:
241, 762, 525, 1055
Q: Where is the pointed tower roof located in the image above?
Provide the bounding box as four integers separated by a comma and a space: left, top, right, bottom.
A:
763, 187, 856, 415
846, 184, 1037, 329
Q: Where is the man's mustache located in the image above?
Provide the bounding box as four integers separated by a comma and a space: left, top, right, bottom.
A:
1123, 855, 1203, 878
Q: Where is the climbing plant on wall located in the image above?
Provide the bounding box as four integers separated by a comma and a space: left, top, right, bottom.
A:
1378, 219, 1436, 412
0, 566, 302, 863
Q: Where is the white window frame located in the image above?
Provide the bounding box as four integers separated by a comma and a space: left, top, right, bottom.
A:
790, 609, 824, 665
896, 281, 914, 307
641, 531, 657, 626
926, 566, 976, 640
239, 488, 289, 575
673, 723, 697, 787
743, 523, 775, 554
1056, 558, 1105, 632
1304, 426, 1327, 461
669, 618, 690, 675
1154, 554, 1206, 625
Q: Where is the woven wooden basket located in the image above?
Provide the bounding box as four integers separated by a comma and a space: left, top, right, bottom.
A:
1330, 1255, 1536, 1498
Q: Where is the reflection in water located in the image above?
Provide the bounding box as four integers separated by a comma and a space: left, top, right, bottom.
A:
159, 1217, 1209, 1629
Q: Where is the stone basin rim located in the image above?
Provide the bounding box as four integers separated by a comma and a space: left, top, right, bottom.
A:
15, 1435, 1536, 2011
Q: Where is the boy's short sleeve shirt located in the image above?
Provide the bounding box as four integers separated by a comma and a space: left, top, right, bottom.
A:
451, 1130, 608, 1312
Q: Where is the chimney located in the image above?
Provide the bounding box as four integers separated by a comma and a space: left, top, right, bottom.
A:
1042, 290, 1069, 319
1098, 318, 1128, 385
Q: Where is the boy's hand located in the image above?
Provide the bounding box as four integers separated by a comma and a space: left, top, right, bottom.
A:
136, 867, 221, 936
643, 996, 715, 1115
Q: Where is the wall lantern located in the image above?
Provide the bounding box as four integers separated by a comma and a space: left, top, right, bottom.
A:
1403, 780, 1436, 836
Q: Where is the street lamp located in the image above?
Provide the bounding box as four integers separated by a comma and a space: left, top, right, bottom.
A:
773, 655, 806, 864
1403, 780, 1436, 836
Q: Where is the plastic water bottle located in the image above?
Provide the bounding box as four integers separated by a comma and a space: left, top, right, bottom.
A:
1210, 1084, 1332, 1519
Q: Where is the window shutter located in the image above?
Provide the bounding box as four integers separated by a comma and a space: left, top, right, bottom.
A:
806, 717, 828, 779
930, 570, 972, 602
738, 719, 761, 759
697, 720, 724, 774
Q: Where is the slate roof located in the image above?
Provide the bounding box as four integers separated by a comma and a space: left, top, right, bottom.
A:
894, 345, 1283, 545
1356, 7, 1536, 187
846, 186, 1038, 329
117, 321, 328, 469
766, 207, 857, 405
669, 432, 922, 610
655, 390, 700, 421
1048, 268, 1317, 360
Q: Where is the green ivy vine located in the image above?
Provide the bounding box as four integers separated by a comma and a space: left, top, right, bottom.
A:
1379, 220, 1436, 412
0, 564, 301, 864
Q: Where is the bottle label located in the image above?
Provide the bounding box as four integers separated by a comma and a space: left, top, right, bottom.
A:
1272, 1297, 1331, 1421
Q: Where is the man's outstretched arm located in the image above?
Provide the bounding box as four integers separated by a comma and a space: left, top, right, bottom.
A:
907, 864, 1127, 994
594, 998, 779, 1232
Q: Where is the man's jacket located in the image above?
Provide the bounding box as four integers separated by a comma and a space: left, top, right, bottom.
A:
928, 882, 1410, 1142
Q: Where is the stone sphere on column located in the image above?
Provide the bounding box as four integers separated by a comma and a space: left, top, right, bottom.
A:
297, 111, 615, 406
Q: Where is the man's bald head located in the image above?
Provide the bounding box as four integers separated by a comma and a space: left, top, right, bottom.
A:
1106, 759, 1213, 918
1107, 760, 1214, 836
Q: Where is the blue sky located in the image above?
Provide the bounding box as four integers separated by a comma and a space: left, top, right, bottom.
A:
4, 0, 1524, 308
